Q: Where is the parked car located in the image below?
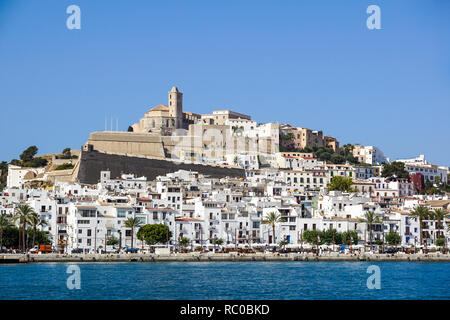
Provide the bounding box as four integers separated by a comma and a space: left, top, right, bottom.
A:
29, 246, 39, 254
122, 247, 139, 253
39, 245, 53, 254
71, 248, 83, 254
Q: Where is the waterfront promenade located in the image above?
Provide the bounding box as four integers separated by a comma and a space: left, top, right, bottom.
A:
2, 252, 450, 263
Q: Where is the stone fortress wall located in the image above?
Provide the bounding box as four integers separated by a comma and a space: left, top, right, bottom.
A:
76, 149, 245, 185
85, 131, 166, 158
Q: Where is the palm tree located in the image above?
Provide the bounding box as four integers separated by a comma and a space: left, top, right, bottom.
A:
410, 205, 431, 247
432, 209, 447, 244
124, 217, 143, 248
13, 204, 36, 252
0, 215, 12, 250
358, 211, 381, 251
28, 212, 47, 248
179, 237, 190, 252
262, 212, 283, 245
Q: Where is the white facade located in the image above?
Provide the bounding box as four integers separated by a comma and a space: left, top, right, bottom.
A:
353, 145, 387, 165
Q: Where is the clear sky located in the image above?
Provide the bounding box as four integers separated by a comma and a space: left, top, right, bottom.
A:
0, 0, 449, 165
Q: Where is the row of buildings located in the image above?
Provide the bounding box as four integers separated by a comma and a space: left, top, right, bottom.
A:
1, 164, 449, 253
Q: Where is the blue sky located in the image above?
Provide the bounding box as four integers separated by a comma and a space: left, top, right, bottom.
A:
0, 0, 449, 165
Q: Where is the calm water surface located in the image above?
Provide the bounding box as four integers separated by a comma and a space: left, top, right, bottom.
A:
0, 262, 448, 300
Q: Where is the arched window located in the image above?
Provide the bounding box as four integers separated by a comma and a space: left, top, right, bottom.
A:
152, 120, 155, 128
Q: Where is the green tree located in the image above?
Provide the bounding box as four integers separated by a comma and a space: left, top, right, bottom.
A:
342, 230, 358, 245
23, 158, 47, 168
321, 229, 342, 245
13, 204, 36, 251
20, 146, 38, 162
25, 228, 50, 248
60, 148, 72, 159
409, 205, 431, 246
279, 239, 288, 249
328, 176, 356, 192
381, 162, 410, 179
1, 226, 19, 248
55, 163, 74, 170
435, 237, 445, 248
340, 144, 354, 155
385, 232, 401, 245
0, 161, 8, 191
127, 126, 134, 132
28, 212, 47, 248
124, 217, 143, 248
330, 154, 346, 164
262, 211, 283, 244
302, 230, 322, 245
137, 224, 172, 246
0, 215, 12, 249
432, 209, 447, 240
359, 211, 382, 250
106, 236, 119, 246
179, 237, 190, 251
10, 159, 21, 166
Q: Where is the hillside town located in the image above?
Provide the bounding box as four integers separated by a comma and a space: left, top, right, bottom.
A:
0, 87, 449, 255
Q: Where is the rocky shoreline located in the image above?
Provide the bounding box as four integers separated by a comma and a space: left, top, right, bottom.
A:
1, 252, 450, 263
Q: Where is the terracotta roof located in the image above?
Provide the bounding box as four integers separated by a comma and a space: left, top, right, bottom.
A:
148, 104, 169, 112
176, 217, 203, 222
136, 197, 152, 201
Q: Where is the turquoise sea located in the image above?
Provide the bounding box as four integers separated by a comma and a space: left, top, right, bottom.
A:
0, 262, 448, 300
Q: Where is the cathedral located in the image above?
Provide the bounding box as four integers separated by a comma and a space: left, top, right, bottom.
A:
131, 87, 200, 135
84, 86, 278, 162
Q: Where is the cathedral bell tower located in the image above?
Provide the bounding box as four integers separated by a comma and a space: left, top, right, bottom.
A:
168, 86, 183, 129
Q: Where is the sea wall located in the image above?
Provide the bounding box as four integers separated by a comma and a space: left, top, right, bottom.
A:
2, 253, 450, 263
76, 150, 245, 184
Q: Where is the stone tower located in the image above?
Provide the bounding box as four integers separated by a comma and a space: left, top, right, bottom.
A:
168, 86, 183, 129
